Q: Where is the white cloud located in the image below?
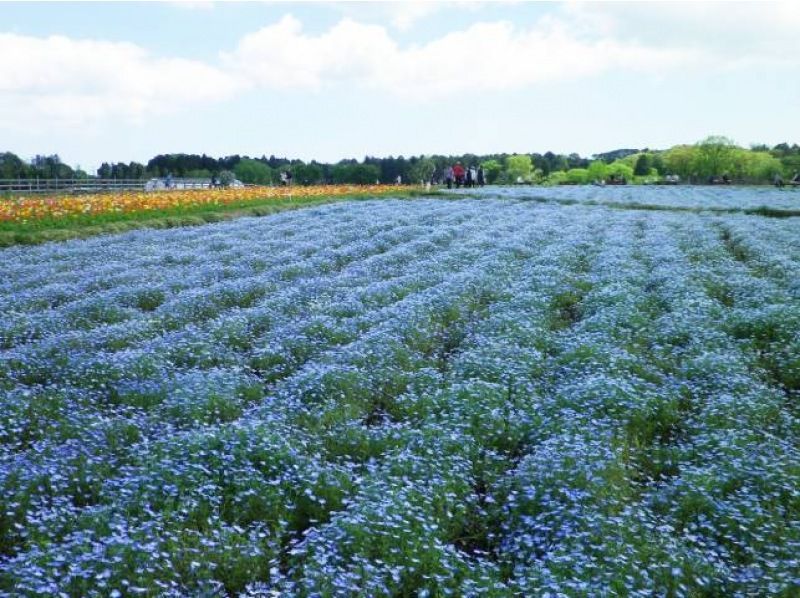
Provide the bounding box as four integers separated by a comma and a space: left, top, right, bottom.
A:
563, 2, 800, 67
0, 33, 240, 132
4, 3, 799, 134
224, 13, 696, 100
389, 1, 444, 31
222, 15, 397, 91
167, 1, 215, 10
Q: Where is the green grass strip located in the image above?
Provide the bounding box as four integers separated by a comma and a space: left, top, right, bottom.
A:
517, 195, 800, 218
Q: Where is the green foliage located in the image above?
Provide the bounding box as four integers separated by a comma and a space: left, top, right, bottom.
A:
607, 161, 634, 180
184, 169, 212, 179
481, 159, 503, 184
408, 157, 436, 184
29, 154, 74, 179
332, 163, 380, 185
218, 170, 236, 187
506, 154, 532, 183
565, 168, 589, 184
662, 145, 696, 178
0, 152, 31, 178
587, 160, 608, 182
233, 159, 273, 185
661, 138, 783, 182
694, 135, 737, 178
544, 171, 568, 186
2, 137, 796, 190
633, 154, 653, 176
616, 153, 640, 170
98, 161, 147, 179
293, 162, 324, 185
731, 151, 783, 182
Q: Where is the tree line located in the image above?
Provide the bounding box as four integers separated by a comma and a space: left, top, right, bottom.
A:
1, 137, 798, 186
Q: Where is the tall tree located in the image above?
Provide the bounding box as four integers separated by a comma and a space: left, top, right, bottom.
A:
408, 157, 435, 184
506, 154, 532, 183
633, 154, 652, 176
694, 135, 736, 178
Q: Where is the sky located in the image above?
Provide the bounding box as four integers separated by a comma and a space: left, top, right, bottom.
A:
1, 1, 799, 174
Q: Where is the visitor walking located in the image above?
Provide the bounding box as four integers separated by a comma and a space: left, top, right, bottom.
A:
453, 162, 465, 188
477, 165, 485, 187
444, 165, 454, 189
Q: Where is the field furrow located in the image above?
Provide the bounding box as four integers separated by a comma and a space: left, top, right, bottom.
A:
2, 193, 799, 596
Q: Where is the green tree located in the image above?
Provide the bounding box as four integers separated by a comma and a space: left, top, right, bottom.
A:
218, 170, 236, 187
694, 135, 737, 178
480, 159, 503, 184
31, 155, 72, 179
607, 161, 634, 181
633, 154, 652, 176
332, 163, 380, 184
234, 159, 273, 185
293, 162, 323, 185
97, 162, 112, 178
185, 169, 212, 179
587, 160, 607, 182
545, 171, 568, 185
662, 145, 697, 179
565, 168, 589, 184
408, 157, 435, 184
0, 152, 30, 178
506, 154, 532, 183
651, 153, 665, 175
128, 162, 146, 179
734, 150, 783, 182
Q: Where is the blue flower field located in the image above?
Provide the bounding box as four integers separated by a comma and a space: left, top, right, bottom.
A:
1, 189, 799, 596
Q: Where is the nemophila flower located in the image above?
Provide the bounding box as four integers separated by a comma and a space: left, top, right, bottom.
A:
1, 195, 799, 595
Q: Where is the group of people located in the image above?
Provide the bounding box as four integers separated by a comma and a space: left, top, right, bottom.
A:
443, 162, 485, 189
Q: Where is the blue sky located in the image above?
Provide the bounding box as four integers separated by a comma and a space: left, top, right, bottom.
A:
2, 1, 799, 174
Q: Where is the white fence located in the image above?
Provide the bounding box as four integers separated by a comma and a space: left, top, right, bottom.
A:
0, 178, 216, 194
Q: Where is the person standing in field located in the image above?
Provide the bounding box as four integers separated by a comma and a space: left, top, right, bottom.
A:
453, 162, 465, 188
444, 165, 454, 189
477, 165, 485, 187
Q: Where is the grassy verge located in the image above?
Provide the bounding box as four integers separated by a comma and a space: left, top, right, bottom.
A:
519, 195, 800, 218
0, 188, 443, 248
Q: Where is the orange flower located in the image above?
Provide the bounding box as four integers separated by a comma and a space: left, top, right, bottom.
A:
0, 185, 405, 224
